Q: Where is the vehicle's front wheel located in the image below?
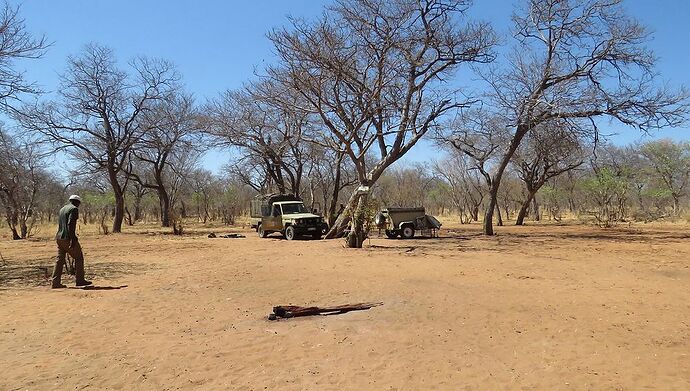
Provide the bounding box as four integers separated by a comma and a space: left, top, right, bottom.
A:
401, 225, 415, 239
312, 233, 322, 240
385, 230, 398, 239
285, 226, 296, 241
258, 224, 268, 238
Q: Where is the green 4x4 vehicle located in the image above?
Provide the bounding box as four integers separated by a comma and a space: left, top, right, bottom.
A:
250, 194, 329, 240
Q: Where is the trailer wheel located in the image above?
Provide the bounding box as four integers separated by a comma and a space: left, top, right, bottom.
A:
401, 225, 415, 239
285, 226, 296, 241
258, 224, 268, 238
385, 230, 398, 239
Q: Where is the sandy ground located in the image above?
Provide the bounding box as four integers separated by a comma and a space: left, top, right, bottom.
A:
1, 220, 689, 390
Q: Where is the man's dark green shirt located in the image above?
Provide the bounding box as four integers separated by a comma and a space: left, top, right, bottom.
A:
56, 203, 79, 240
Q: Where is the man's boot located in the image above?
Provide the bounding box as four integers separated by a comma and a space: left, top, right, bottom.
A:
72, 250, 91, 287
75, 279, 92, 287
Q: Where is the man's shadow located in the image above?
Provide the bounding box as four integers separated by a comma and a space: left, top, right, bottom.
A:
69, 285, 128, 290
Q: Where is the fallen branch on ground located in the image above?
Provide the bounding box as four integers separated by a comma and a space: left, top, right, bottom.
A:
268, 302, 383, 320
208, 233, 245, 238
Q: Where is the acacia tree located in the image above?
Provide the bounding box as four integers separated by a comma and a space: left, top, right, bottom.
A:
512, 121, 585, 225
0, 127, 52, 239
474, 0, 688, 235
442, 112, 510, 225
124, 178, 150, 225
19, 44, 179, 233
432, 153, 486, 223
127, 92, 201, 227
204, 81, 311, 195
638, 139, 690, 216
268, 0, 495, 247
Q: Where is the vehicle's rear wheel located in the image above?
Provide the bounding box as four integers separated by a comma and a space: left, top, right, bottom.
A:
384, 230, 398, 239
401, 225, 415, 239
285, 226, 296, 241
258, 224, 268, 238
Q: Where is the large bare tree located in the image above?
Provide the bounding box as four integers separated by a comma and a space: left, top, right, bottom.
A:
0, 127, 53, 239
204, 81, 311, 195
19, 44, 179, 233
473, 0, 688, 235
127, 92, 201, 227
441, 111, 510, 226
432, 152, 486, 224
268, 0, 496, 247
511, 120, 585, 225
638, 139, 690, 216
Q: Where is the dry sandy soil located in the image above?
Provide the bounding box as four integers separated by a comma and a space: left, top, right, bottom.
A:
1, 220, 689, 390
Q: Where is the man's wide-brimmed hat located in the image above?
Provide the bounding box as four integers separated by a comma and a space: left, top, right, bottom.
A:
69, 195, 81, 202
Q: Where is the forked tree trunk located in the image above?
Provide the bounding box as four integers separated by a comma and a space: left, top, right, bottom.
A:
483, 124, 529, 235
325, 190, 360, 240
346, 192, 368, 248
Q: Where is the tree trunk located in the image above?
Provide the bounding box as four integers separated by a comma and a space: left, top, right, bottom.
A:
516, 191, 537, 226
20, 219, 28, 239
327, 157, 344, 227
180, 200, 187, 218
532, 196, 541, 221
107, 166, 125, 233
346, 192, 368, 248
125, 207, 133, 226
159, 187, 171, 227
325, 190, 361, 239
133, 199, 143, 223
483, 186, 499, 235
10, 227, 20, 240
113, 193, 124, 233
495, 203, 503, 226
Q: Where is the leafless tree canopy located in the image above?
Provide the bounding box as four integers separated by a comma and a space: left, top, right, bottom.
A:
127, 92, 202, 227
511, 120, 585, 225
0, 3, 48, 111
204, 81, 312, 195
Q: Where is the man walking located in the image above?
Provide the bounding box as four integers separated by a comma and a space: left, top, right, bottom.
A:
51, 195, 92, 288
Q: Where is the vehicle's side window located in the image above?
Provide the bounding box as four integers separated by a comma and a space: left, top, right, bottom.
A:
272, 205, 281, 217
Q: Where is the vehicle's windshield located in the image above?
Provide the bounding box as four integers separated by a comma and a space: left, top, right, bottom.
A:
281, 203, 308, 214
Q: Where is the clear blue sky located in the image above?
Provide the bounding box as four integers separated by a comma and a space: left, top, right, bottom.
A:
12, 0, 690, 172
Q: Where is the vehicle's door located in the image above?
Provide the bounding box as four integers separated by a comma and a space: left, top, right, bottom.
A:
264, 204, 283, 231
